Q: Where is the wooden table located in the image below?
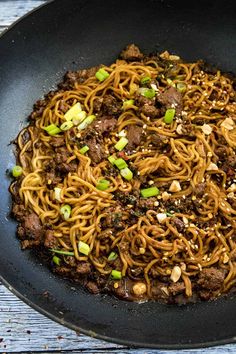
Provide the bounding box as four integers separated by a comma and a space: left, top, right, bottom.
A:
0, 1, 235, 353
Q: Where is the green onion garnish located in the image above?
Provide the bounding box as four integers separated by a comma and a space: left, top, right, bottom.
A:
123, 99, 134, 110
78, 241, 90, 256
60, 204, 71, 220
12, 165, 23, 178
50, 249, 75, 256
140, 88, 156, 99
52, 255, 61, 266
79, 145, 90, 154
115, 137, 128, 151
120, 167, 133, 181
96, 179, 110, 191
108, 156, 116, 165
60, 120, 74, 131
108, 252, 118, 261
164, 108, 175, 124
44, 124, 61, 136
177, 82, 187, 93
111, 270, 122, 280
140, 76, 151, 85
167, 78, 176, 87
140, 186, 160, 198
114, 158, 128, 170
64, 102, 82, 121
78, 115, 96, 130
95, 68, 110, 82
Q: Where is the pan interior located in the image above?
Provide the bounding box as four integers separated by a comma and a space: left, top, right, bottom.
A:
0, 0, 236, 348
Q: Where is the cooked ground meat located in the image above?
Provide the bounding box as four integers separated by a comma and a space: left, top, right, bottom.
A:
50, 136, 65, 148
44, 230, 58, 249
18, 213, 44, 242
60, 66, 100, 88
150, 133, 168, 148
157, 86, 183, 115
126, 125, 143, 150
137, 197, 156, 210
194, 183, 206, 197
102, 94, 122, 116
76, 262, 91, 275
120, 44, 143, 61
168, 282, 185, 295
170, 217, 185, 233
12, 204, 27, 221
86, 281, 100, 294
92, 97, 103, 112
83, 132, 105, 164
197, 268, 225, 291
91, 115, 117, 134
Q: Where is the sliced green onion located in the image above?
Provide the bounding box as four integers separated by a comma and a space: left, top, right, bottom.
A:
52, 255, 61, 266
12, 165, 23, 178
108, 252, 118, 261
95, 68, 110, 82
120, 167, 133, 181
140, 76, 151, 85
60, 120, 74, 131
64, 102, 82, 121
164, 108, 175, 124
72, 111, 87, 125
44, 124, 61, 136
139, 87, 156, 99
115, 137, 128, 151
167, 78, 176, 87
96, 179, 110, 191
50, 249, 75, 256
114, 158, 128, 170
54, 187, 62, 202
79, 145, 90, 154
140, 186, 160, 198
60, 204, 71, 220
177, 82, 187, 93
78, 241, 90, 256
123, 99, 134, 110
78, 115, 96, 130
166, 212, 174, 217
108, 156, 116, 165
111, 270, 122, 280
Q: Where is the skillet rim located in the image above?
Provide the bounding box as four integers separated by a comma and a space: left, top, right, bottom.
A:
1, 0, 236, 349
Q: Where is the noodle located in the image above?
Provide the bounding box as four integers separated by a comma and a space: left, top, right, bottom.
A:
10, 44, 236, 303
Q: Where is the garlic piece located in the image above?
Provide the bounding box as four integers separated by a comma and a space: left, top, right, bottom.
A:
169, 180, 181, 192
150, 83, 158, 91
221, 117, 235, 130
176, 124, 183, 135
170, 266, 182, 283
206, 162, 218, 171
132, 282, 147, 296
201, 124, 212, 135
156, 213, 167, 223
162, 191, 171, 201
227, 183, 236, 192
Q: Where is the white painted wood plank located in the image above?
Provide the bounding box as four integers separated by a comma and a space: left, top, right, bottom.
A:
1, 0, 236, 353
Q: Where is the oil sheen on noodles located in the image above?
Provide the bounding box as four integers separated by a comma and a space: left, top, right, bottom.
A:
10, 44, 236, 303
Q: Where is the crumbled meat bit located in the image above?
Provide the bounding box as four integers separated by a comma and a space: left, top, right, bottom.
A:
21, 239, 41, 249
50, 136, 65, 147
102, 94, 122, 116
86, 281, 100, 294
135, 94, 160, 118
60, 66, 100, 88
83, 133, 104, 164
44, 230, 58, 248
19, 213, 44, 242
12, 204, 27, 221
194, 183, 206, 197
92, 97, 103, 112
76, 262, 91, 275
126, 125, 143, 150
170, 217, 185, 232
120, 44, 143, 61
198, 267, 225, 290
157, 86, 183, 115
137, 197, 156, 210
150, 133, 168, 148
91, 115, 117, 134
215, 146, 228, 160
168, 282, 185, 295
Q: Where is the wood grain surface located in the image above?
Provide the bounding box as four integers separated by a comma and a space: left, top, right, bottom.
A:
0, 1, 236, 353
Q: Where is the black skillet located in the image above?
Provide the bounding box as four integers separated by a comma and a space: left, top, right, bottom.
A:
1, 0, 236, 348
